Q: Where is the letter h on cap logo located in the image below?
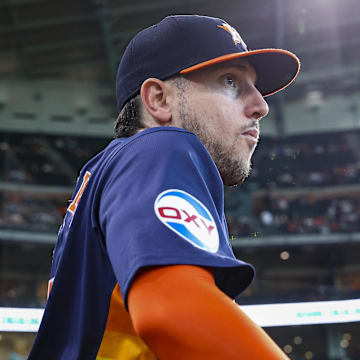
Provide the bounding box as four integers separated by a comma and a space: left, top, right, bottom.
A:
217, 22, 248, 50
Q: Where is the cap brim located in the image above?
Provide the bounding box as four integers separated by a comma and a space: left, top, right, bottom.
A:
179, 49, 300, 97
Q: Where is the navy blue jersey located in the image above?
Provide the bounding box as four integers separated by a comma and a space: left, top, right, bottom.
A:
29, 127, 255, 360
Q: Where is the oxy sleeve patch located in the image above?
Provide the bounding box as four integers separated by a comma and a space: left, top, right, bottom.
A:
154, 189, 219, 253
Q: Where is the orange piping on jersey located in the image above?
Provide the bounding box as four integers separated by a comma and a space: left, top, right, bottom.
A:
68, 171, 91, 215
47, 277, 54, 299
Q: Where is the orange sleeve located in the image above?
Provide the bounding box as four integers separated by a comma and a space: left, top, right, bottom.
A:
128, 265, 289, 360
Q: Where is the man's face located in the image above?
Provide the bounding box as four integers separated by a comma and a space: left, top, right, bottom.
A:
174, 59, 269, 186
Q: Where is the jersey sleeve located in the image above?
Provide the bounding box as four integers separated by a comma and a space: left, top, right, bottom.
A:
99, 128, 255, 308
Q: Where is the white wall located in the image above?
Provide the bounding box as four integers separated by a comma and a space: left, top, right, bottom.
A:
0, 80, 115, 137
283, 93, 360, 135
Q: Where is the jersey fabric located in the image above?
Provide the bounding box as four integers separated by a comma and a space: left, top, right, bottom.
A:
28, 127, 255, 360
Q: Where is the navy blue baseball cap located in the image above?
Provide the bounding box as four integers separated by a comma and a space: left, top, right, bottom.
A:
116, 15, 300, 112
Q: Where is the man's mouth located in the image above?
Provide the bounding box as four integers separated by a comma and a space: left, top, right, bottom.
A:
242, 128, 259, 143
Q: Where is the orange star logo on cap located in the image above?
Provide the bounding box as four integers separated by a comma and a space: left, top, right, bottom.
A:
217, 22, 248, 49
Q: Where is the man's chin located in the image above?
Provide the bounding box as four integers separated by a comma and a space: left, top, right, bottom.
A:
221, 167, 251, 187
223, 176, 247, 187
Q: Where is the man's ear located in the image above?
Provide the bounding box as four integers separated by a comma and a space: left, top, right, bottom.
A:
140, 78, 173, 124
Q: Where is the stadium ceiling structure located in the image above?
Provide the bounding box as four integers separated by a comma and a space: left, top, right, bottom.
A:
1, 0, 360, 105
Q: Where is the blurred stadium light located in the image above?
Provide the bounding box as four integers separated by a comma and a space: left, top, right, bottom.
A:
1, 299, 360, 332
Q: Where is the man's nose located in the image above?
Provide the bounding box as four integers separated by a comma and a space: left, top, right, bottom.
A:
245, 85, 269, 120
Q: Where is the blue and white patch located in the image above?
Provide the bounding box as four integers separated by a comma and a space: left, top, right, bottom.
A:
154, 189, 219, 253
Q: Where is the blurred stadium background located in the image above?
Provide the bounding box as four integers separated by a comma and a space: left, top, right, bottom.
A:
0, 0, 360, 358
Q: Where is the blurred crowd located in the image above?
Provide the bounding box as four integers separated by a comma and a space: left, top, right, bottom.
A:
247, 131, 360, 190
0, 278, 47, 308
3, 189, 360, 237
0, 133, 109, 186
1, 130, 360, 189
1, 265, 358, 308
238, 273, 360, 305
0, 191, 67, 233
227, 193, 360, 237
257, 194, 360, 235
1, 130, 360, 236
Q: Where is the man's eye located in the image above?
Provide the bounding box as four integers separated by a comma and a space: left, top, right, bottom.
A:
225, 75, 236, 88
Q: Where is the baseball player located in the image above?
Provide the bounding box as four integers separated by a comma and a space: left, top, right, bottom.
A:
29, 15, 300, 359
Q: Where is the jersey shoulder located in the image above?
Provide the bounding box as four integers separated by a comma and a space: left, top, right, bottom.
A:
104, 126, 219, 181
112, 126, 206, 157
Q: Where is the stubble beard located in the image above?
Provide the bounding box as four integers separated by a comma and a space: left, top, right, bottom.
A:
178, 95, 252, 187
